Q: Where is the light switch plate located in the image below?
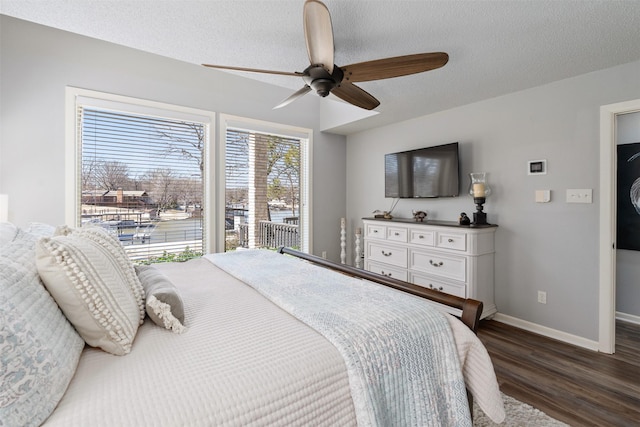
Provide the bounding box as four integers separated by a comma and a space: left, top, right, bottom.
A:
566, 189, 592, 203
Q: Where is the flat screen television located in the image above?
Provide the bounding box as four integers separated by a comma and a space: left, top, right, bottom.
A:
385, 142, 459, 198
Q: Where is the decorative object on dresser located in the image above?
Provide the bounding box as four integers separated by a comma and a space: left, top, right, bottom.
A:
372, 197, 399, 219
459, 212, 471, 226
362, 217, 497, 319
412, 210, 427, 222
468, 172, 492, 226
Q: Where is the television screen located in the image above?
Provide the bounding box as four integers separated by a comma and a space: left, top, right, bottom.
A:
385, 142, 459, 198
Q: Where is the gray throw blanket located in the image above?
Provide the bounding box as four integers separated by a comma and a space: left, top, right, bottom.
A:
206, 250, 471, 427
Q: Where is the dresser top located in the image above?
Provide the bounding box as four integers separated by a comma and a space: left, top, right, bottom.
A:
362, 217, 498, 229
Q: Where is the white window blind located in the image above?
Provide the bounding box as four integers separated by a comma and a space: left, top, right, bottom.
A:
224, 128, 302, 251
79, 106, 207, 262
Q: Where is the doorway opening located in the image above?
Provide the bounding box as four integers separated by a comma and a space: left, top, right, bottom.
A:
599, 99, 640, 353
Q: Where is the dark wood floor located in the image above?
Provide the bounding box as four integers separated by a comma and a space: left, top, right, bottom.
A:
477, 320, 640, 426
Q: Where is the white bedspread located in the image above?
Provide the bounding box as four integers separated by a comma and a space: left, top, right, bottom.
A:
207, 250, 472, 426
44, 258, 357, 426
43, 253, 504, 426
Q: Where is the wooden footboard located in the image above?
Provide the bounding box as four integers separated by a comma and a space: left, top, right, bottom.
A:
277, 247, 483, 334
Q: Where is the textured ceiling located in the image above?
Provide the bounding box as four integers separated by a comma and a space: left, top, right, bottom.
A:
2, 0, 640, 134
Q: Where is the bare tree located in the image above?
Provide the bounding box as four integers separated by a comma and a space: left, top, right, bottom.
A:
144, 168, 176, 214
158, 122, 205, 176
94, 161, 131, 191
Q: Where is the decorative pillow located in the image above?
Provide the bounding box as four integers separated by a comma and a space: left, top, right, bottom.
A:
35, 226, 145, 355
135, 265, 186, 333
0, 221, 18, 244
0, 229, 85, 427
54, 225, 146, 323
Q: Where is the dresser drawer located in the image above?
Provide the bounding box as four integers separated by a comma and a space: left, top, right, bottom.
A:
410, 273, 466, 298
366, 242, 408, 268
409, 228, 435, 246
409, 249, 466, 282
366, 223, 386, 240
387, 226, 408, 243
436, 232, 467, 251
367, 261, 408, 281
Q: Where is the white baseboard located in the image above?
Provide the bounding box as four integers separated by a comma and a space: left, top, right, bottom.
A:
492, 313, 600, 352
616, 311, 640, 325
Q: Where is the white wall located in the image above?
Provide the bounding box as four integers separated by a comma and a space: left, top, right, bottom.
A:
616, 112, 640, 318
0, 16, 347, 261
346, 60, 640, 341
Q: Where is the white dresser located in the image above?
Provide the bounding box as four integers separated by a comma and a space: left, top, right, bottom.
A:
362, 217, 497, 319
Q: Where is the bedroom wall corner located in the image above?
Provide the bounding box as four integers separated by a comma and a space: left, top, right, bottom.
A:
345, 59, 640, 343
311, 130, 347, 262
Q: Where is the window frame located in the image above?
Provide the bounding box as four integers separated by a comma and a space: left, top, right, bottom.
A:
65, 87, 217, 253
219, 114, 312, 253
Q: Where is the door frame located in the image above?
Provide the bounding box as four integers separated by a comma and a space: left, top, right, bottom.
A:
599, 99, 640, 353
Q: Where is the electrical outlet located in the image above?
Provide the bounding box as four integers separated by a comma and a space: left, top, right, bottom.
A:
321, 251, 327, 259
538, 291, 547, 304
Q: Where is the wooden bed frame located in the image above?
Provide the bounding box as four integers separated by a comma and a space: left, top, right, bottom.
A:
278, 247, 484, 334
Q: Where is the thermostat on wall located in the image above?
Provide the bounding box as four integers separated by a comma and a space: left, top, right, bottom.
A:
528, 159, 547, 175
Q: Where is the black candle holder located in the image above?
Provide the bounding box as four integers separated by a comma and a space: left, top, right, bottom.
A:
472, 196, 488, 226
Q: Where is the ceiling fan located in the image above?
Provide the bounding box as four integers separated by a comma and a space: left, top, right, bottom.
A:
203, 0, 449, 110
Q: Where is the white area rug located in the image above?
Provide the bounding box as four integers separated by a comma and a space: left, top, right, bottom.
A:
474, 393, 570, 426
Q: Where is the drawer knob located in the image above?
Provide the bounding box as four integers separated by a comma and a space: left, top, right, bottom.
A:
429, 259, 443, 267
448, 238, 454, 243
373, 230, 379, 233
418, 235, 424, 239
394, 232, 400, 236
381, 250, 392, 257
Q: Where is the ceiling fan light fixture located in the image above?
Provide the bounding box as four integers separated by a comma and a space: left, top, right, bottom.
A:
310, 78, 334, 97
301, 65, 344, 97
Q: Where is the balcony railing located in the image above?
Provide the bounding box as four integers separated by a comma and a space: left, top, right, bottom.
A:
237, 220, 299, 249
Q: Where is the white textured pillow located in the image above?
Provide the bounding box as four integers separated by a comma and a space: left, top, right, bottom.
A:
35, 227, 145, 355
54, 225, 145, 323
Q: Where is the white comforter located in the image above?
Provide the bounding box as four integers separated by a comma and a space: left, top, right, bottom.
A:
208, 250, 470, 426
43, 255, 504, 426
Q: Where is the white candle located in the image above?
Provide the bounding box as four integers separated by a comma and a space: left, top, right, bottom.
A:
473, 183, 486, 197
341, 217, 345, 228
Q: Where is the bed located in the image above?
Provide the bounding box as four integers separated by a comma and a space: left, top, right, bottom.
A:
0, 222, 505, 426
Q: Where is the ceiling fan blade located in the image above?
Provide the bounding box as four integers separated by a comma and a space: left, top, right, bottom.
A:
332, 81, 380, 110
341, 52, 449, 82
303, 0, 334, 74
202, 63, 302, 77
274, 85, 312, 109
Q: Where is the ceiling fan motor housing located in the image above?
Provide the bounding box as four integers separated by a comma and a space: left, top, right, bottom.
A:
303, 65, 344, 97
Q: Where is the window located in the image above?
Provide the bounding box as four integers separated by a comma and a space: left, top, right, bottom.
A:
66, 88, 215, 261
221, 116, 311, 253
